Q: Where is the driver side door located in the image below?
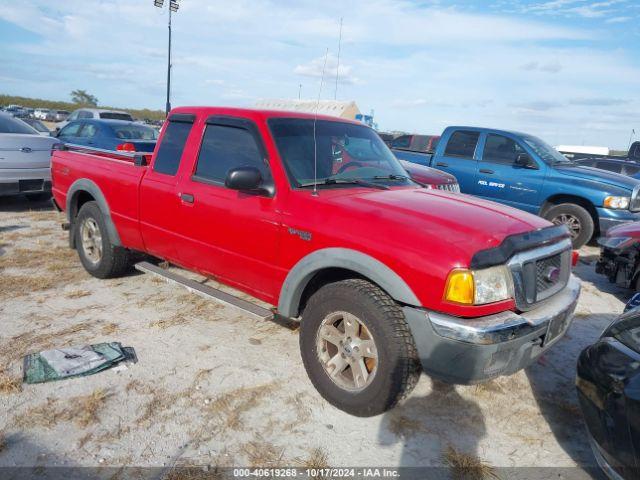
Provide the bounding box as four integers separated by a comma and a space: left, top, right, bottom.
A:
474, 133, 545, 212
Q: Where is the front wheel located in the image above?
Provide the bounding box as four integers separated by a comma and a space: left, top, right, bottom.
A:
299, 279, 421, 417
75, 201, 131, 278
544, 203, 594, 249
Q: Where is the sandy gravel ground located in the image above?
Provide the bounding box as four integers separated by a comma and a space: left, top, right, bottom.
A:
0, 195, 626, 478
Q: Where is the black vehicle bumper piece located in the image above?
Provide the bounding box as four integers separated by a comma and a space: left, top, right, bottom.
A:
576, 337, 640, 479
403, 275, 580, 384
596, 244, 639, 289
0, 179, 51, 197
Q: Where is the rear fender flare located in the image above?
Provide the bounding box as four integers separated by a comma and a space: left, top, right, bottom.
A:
277, 248, 421, 318
66, 178, 122, 247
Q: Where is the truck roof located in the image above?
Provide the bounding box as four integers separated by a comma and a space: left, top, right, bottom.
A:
170, 106, 363, 125
445, 125, 534, 138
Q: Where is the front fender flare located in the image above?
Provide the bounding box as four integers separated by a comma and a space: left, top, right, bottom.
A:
277, 248, 421, 318
66, 178, 122, 247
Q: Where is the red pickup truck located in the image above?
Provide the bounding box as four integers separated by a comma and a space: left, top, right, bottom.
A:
52, 107, 581, 416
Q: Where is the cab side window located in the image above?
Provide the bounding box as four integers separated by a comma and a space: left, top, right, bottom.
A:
444, 131, 480, 159
153, 120, 194, 176
391, 135, 411, 149
78, 111, 93, 119
78, 124, 97, 138
193, 124, 271, 184
483, 134, 524, 165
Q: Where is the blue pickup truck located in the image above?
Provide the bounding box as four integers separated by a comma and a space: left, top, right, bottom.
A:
394, 126, 640, 248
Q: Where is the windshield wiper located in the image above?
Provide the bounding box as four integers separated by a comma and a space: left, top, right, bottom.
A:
298, 178, 389, 190
372, 174, 427, 188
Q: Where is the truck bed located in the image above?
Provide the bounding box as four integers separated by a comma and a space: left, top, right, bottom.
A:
52, 146, 149, 251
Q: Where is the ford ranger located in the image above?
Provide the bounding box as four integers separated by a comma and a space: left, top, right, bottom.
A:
394, 126, 640, 248
52, 107, 580, 416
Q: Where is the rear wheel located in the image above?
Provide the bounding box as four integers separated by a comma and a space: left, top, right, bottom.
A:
544, 203, 594, 249
75, 201, 131, 278
299, 279, 421, 417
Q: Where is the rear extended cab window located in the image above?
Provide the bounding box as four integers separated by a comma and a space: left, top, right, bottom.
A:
153, 115, 194, 176
444, 131, 480, 159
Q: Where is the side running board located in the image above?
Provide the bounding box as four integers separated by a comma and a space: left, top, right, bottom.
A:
134, 261, 274, 321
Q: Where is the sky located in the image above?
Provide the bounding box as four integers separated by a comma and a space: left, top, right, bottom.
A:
0, 0, 638, 148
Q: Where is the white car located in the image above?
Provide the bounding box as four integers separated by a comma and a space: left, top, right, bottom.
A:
56, 108, 133, 131
53, 110, 70, 122
34, 108, 51, 120
0, 112, 60, 199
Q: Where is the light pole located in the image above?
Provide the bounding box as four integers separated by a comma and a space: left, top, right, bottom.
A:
153, 0, 179, 116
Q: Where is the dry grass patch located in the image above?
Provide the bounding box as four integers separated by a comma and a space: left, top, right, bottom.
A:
242, 440, 285, 468
0, 323, 92, 366
296, 447, 329, 469
0, 245, 85, 299
0, 372, 22, 395
16, 389, 111, 429
149, 316, 191, 329
25, 210, 57, 222
204, 382, 279, 431
443, 445, 497, 480
65, 289, 91, 299
101, 322, 119, 335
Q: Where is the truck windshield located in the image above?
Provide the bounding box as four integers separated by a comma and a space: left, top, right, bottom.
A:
522, 135, 571, 164
269, 118, 413, 188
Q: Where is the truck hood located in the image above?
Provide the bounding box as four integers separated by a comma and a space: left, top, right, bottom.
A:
606, 221, 640, 239
555, 164, 640, 191
322, 187, 550, 258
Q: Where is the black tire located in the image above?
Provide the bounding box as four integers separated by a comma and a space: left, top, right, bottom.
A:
75, 201, 131, 279
299, 279, 421, 417
544, 203, 594, 249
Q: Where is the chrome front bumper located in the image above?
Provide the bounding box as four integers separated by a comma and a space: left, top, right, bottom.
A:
403, 275, 581, 384
428, 274, 581, 345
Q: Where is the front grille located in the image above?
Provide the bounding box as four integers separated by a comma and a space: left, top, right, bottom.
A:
508, 240, 572, 311
436, 183, 460, 193
535, 253, 562, 295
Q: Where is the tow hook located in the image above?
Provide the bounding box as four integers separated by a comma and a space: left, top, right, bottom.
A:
61, 222, 71, 231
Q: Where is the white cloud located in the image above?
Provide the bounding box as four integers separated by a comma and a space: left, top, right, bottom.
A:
294, 54, 359, 85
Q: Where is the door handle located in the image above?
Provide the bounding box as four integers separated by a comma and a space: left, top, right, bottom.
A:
180, 193, 194, 204
436, 162, 449, 167
479, 169, 494, 174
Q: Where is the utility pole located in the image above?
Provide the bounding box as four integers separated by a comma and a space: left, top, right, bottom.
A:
154, 0, 179, 116
334, 17, 343, 100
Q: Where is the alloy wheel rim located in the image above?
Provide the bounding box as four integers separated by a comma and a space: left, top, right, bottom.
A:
80, 217, 103, 264
315, 311, 378, 391
552, 213, 581, 239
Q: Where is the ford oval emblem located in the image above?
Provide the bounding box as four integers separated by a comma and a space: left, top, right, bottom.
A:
544, 266, 561, 284
20, 147, 33, 153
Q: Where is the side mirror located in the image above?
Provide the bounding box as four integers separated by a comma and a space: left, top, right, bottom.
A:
225, 166, 263, 191
515, 153, 537, 169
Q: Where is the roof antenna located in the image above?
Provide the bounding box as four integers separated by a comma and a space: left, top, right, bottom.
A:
312, 48, 329, 197
334, 17, 343, 100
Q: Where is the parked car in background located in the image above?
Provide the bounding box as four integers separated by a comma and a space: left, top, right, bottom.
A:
376, 132, 396, 147
596, 221, 640, 291
576, 157, 640, 179
577, 294, 640, 480
34, 108, 51, 120
399, 160, 459, 192
393, 126, 640, 248
563, 141, 640, 163
19, 118, 51, 136
56, 108, 134, 131
57, 119, 158, 152
391, 134, 440, 153
53, 110, 70, 122
0, 112, 60, 199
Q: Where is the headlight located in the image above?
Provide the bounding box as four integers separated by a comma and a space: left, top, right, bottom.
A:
444, 265, 514, 305
603, 196, 630, 209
